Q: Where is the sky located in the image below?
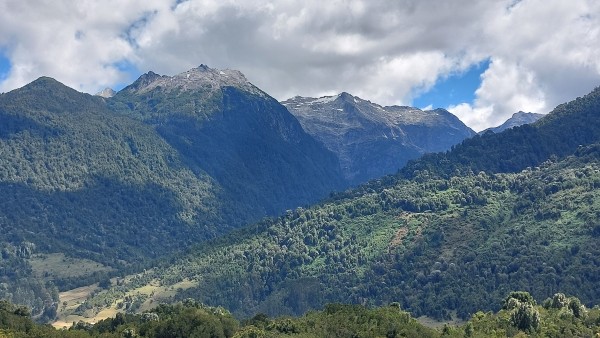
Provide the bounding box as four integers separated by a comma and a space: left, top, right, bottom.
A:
0, 1, 599, 131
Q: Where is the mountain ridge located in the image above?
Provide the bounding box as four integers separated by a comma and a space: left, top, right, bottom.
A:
282, 92, 475, 184
480, 111, 544, 134
122, 65, 265, 97
109, 65, 347, 217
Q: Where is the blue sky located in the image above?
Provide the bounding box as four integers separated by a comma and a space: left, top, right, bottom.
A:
111, 60, 139, 91
0, 51, 10, 82
413, 59, 490, 110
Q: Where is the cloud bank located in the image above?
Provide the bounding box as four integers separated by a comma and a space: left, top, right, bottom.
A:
0, 0, 599, 130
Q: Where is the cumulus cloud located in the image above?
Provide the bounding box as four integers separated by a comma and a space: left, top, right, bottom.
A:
449, 0, 600, 130
448, 58, 547, 131
0, 0, 599, 130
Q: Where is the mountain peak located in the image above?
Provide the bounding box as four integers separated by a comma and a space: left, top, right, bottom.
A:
338, 91, 353, 100
15, 76, 85, 98
122, 65, 262, 97
26, 76, 65, 88
481, 111, 545, 134
282, 92, 474, 184
95, 87, 116, 98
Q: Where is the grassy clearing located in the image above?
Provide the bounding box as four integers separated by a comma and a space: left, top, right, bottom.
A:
52, 308, 119, 330
53, 284, 100, 328
52, 279, 199, 329
29, 253, 112, 280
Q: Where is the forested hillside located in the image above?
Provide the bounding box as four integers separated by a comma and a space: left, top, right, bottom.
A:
0, 67, 345, 320
75, 143, 600, 322
109, 66, 345, 217
402, 86, 600, 178
0, 77, 228, 320
72, 85, 600, 323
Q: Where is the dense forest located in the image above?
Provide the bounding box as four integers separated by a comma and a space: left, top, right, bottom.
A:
0, 71, 345, 319
73, 143, 600, 322
68, 85, 600, 322
2, 292, 600, 337
2, 74, 600, 329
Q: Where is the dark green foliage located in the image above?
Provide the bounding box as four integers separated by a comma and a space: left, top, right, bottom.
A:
0, 77, 228, 317
89, 142, 600, 321
109, 76, 346, 219
402, 86, 600, 178
0, 74, 345, 318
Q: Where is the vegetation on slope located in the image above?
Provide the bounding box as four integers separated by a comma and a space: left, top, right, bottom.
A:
109, 67, 346, 218
3, 292, 600, 337
402, 86, 600, 178
0, 77, 230, 320
75, 143, 600, 322
0, 71, 344, 320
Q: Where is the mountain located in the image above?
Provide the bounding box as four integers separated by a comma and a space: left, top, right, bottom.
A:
0, 77, 226, 261
0, 67, 346, 318
109, 65, 346, 217
0, 77, 227, 318
282, 93, 475, 185
95, 87, 116, 98
402, 87, 600, 178
480, 111, 544, 134
75, 85, 600, 323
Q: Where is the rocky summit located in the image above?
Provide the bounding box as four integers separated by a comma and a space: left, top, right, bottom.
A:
283, 92, 475, 185
121, 64, 264, 97
95, 87, 116, 98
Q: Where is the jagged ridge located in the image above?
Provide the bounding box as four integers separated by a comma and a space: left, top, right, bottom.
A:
283, 92, 474, 184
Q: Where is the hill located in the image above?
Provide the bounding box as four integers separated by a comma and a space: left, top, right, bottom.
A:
0, 76, 230, 319
73, 85, 600, 322
0, 67, 345, 319
402, 86, 600, 177
480, 111, 544, 134
283, 93, 475, 185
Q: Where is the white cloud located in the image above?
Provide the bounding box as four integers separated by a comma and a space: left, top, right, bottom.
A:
0, 0, 599, 130
449, 58, 547, 131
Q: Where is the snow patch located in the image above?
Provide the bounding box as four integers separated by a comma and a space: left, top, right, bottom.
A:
311, 94, 339, 104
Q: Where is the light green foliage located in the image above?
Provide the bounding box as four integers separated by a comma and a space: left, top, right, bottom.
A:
2, 297, 600, 337
82, 145, 600, 321
510, 303, 540, 333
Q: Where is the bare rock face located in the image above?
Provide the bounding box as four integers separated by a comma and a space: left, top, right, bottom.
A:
124, 65, 265, 98
283, 92, 475, 185
95, 87, 116, 98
